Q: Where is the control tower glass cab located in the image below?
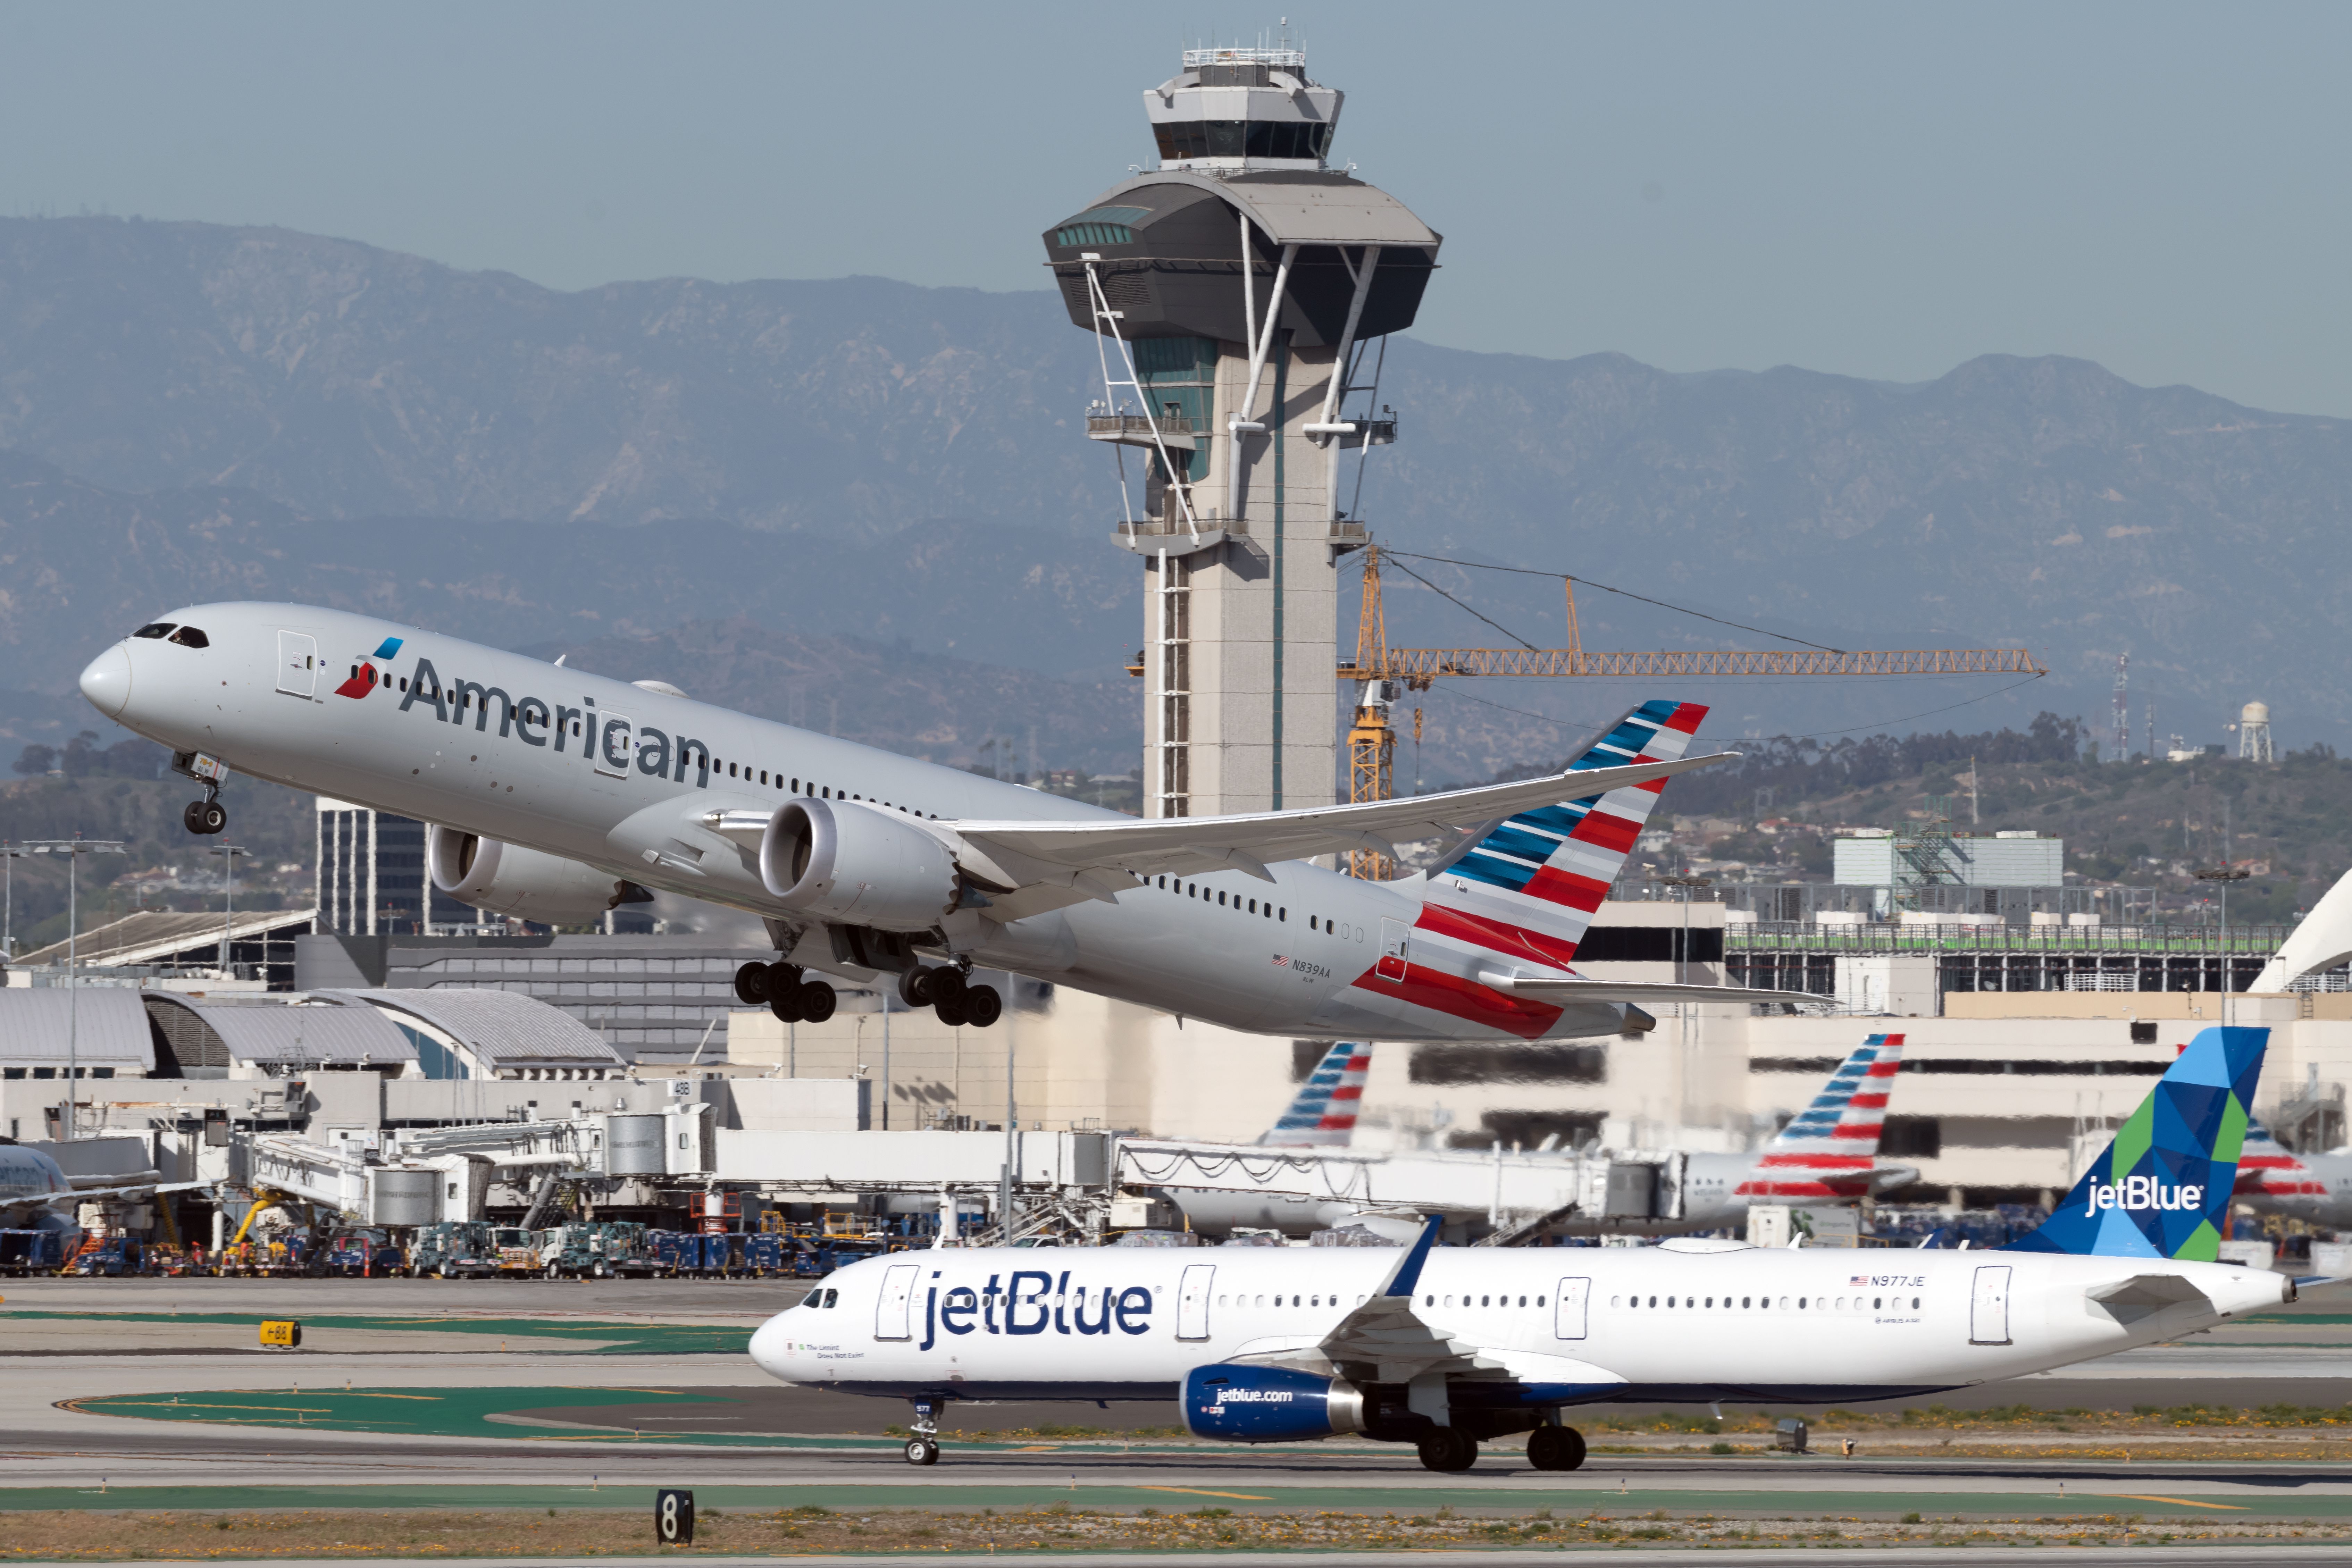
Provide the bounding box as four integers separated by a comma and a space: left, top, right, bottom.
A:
1043, 47, 1441, 822
1147, 47, 1341, 170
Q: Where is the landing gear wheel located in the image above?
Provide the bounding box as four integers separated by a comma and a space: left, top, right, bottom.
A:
734, 961, 771, 1005
798, 980, 837, 1023
928, 966, 968, 1006
184, 799, 226, 835
897, 967, 935, 1008
933, 991, 970, 1028
1416, 1429, 1478, 1473
962, 983, 1002, 1028
903, 1437, 940, 1466
1527, 1424, 1585, 1471
768, 986, 806, 1024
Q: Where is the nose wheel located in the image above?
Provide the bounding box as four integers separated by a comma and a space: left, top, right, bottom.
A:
904, 1398, 944, 1466
183, 795, 227, 836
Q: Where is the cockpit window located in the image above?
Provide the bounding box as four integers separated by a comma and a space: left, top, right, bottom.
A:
133, 623, 175, 640
167, 626, 210, 648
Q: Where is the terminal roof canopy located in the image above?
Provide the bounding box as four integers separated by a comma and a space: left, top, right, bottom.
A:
143, 995, 417, 1071
0, 989, 154, 1072
316, 988, 625, 1073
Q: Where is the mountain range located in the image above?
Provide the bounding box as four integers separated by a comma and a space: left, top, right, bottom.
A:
3, 213, 2348, 783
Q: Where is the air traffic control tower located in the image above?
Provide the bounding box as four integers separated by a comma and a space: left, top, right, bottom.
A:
1043, 46, 1441, 819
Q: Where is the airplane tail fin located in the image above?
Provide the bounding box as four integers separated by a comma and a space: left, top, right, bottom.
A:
1418, 701, 1709, 970
2233, 1115, 2319, 1200
1261, 1042, 1372, 1147
2006, 1025, 2266, 1260
1739, 1033, 1905, 1201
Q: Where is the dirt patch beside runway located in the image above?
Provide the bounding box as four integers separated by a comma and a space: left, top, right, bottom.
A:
6, 1503, 2352, 1557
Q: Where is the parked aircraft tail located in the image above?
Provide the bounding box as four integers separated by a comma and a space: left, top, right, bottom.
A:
1261, 1042, 1373, 1147
2007, 1025, 2265, 1260
1737, 1033, 1907, 1201
2233, 1116, 2325, 1202
1416, 700, 1708, 972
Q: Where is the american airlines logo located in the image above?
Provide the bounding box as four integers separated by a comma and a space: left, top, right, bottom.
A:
2089, 1176, 2205, 1214
333, 637, 404, 699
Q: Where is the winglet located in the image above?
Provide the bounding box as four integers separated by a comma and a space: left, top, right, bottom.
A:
1379, 1215, 1444, 1299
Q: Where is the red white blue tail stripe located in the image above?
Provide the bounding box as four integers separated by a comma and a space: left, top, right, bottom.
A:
2234, 1118, 2327, 1202
1347, 700, 1706, 1040
1736, 1033, 1905, 1200
1261, 1041, 1372, 1147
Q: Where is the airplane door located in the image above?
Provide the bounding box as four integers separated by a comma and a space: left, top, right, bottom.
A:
873, 1263, 919, 1341
275, 631, 318, 698
594, 712, 635, 778
1969, 1265, 2012, 1345
1553, 1277, 1591, 1340
1177, 1263, 1215, 1341
1377, 919, 1410, 982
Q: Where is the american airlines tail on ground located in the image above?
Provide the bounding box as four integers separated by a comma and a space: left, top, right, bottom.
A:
1673, 1033, 1915, 1228
80, 604, 1795, 1043
1259, 1042, 1373, 1147
2232, 1118, 2352, 1228
751, 1025, 2286, 1472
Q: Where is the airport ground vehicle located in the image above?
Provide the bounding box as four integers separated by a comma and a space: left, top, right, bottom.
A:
69, 1235, 147, 1276
0, 1229, 68, 1275
409, 1221, 500, 1279
325, 1228, 406, 1277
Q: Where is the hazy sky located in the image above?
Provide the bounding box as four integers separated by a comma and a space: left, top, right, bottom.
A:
5, 3, 2348, 414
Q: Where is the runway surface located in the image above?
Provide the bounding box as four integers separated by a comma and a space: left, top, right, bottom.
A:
33, 1555, 2352, 1568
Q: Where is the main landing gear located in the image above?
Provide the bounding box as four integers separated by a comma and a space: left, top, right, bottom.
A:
903, 1397, 943, 1466
897, 965, 1001, 1029
733, 960, 837, 1024
1526, 1423, 1587, 1471
1416, 1428, 1478, 1472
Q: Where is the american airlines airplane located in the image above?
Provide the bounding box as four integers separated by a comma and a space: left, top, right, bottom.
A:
0, 1141, 209, 1258
754, 1024, 2285, 1471
2235, 1118, 2352, 1227
79, 604, 1792, 1041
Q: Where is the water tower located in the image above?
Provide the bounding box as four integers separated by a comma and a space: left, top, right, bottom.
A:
1042, 43, 1442, 817
2239, 701, 2274, 763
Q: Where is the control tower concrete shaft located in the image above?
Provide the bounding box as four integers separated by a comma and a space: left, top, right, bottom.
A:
1043, 45, 1442, 819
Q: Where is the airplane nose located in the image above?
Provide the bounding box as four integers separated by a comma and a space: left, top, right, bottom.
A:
748, 1313, 790, 1378
78, 644, 132, 720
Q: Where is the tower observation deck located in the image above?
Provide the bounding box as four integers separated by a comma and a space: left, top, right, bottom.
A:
1043, 45, 1441, 820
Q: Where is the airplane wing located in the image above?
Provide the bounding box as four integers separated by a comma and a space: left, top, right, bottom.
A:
949, 750, 1738, 896
12, 1179, 215, 1207
1229, 1215, 1469, 1382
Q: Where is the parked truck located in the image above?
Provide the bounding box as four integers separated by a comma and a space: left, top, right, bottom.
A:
408, 1221, 500, 1279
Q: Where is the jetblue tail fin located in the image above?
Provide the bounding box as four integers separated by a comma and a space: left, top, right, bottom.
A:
1420, 701, 1709, 969
1739, 1033, 1906, 1201
2007, 1026, 2266, 1260
1261, 1042, 1372, 1147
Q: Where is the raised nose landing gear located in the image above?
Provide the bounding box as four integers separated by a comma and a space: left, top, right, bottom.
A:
1526, 1423, 1586, 1471
1416, 1428, 1478, 1472
904, 1397, 944, 1466
898, 965, 1001, 1028
173, 751, 230, 835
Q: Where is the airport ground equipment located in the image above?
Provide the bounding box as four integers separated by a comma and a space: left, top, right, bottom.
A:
324, 1227, 405, 1277
0, 1229, 68, 1275
408, 1220, 499, 1278
68, 1235, 147, 1276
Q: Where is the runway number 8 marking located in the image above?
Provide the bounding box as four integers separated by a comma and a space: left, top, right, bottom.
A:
656, 1489, 694, 1544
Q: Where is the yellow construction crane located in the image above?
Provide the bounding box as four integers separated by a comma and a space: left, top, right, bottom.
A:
1336, 544, 2047, 877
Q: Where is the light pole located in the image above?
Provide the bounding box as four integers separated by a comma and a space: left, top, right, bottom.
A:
1, 843, 27, 961
2194, 865, 2250, 1027
25, 838, 127, 1140
1658, 875, 1714, 986
207, 846, 249, 979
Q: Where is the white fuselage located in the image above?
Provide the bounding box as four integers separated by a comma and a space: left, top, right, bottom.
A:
0, 1145, 78, 1230
85, 603, 1637, 1042
752, 1243, 2286, 1409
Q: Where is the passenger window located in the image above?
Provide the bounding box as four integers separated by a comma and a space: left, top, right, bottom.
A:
167, 626, 210, 648
133, 623, 175, 639
1309, 916, 1317, 930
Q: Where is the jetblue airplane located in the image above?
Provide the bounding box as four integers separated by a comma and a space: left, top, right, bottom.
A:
79, 604, 1793, 1042
751, 1026, 2285, 1471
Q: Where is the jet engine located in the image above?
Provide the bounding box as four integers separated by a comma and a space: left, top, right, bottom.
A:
426, 827, 651, 925
1180, 1364, 1364, 1443
759, 798, 957, 932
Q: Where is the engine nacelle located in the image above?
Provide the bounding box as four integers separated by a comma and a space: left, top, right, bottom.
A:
759, 798, 957, 933
427, 827, 650, 925
1181, 1363, 1364, 1443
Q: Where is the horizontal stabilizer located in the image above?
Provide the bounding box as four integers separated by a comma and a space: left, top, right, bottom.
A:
2087, 1273, 2214, 1313
1477, 972, 1815, 1006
